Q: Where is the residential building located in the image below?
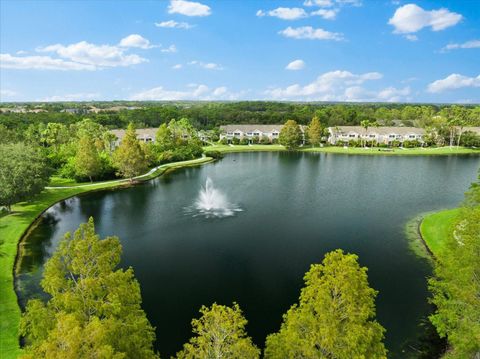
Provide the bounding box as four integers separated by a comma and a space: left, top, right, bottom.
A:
327, 126, 425, 145
110, 128, 157, 147
219, 124, 305, 143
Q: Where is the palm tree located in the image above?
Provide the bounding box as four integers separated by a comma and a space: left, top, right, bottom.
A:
360, 120, 370, 148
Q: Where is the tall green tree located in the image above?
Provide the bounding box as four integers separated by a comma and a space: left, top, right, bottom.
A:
279, 120, 302, 150
265, 250, 387, 359
307, 116, 323, 147
360, 119, 371, 147
429, 175, 480, 358
0, 143, 50, 212
176, 303, 260, 359
20, 218, 158, 359
74, 135, 102, 182
113, 123, 147, 181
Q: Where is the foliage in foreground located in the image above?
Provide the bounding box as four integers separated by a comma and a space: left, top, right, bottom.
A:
20, 218, 158, 359
429, 173, 480, 358
264, 249, 387, 359
176, 303, 260, 359
0, 143, 50, 212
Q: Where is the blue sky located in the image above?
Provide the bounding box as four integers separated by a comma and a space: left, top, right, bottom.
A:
0, 0, 478, 103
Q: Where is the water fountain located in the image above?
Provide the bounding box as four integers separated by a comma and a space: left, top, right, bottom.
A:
186, 177, 242, 218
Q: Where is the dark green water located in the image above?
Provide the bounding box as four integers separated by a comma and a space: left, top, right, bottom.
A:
16, 152, 479, 357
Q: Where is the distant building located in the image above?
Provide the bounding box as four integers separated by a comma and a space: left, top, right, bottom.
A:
327, 126, 425, 145
219, 124, 305, 143
110, 128, 157, 147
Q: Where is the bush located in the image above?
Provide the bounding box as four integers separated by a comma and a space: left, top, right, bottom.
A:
204, 150, 224, 159
240, 138, 249, 145
460, 131, 480, 147
402, 140, 421, 148
260, 136, 271, 145
231, 137, 240, 145
219, 138, 228, 145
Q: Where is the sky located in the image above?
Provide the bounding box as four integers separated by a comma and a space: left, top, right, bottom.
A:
0, 0, 479, 103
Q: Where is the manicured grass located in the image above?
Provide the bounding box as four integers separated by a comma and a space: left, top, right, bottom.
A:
420, 208, 460, 257
302, 146, 480, 156
205, 144, 480, 156
0, 157, 213, 359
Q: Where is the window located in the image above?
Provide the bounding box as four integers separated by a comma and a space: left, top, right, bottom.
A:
234, 132, 241, 136
369, 134, 376, 138
409, 135, 415, 139
349, 134, 356, 138
389, 135, 395, 138
254, 132, 260, 136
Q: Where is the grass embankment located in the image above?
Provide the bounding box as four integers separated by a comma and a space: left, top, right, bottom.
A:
205, 144, 480, 156
0, 157, 213, 359
420, 208, 460, 257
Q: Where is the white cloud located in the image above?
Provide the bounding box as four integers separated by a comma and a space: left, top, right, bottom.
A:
155, 20, 194, 29
39, 93, 100, 102
279, 26, 344, 41
389, 4, 462, 34
257, 7, 308, 20
130, 84, 240, 101
161, 45, 178, 53
304, 0, 333, 6
168, 0, 211, 17
405, 34, 418, 41
427, 74, 480, 93
376, 86, 411, 102
37, 40, 147, 68
286, 59, 306, 70
119, 34, 155, 49
172, 64, 183, 69
0, 89, 18, 98
311, 8, 338, 19
188, 60, 223, 70
0, 53, 97, 71
16, 50, 28, 55
265, 70, 383, 100
441, 39, 480, 52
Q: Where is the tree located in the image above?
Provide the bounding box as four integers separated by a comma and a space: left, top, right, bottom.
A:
113, 123, 147, 181
429, 175, 480, 358
20, 218, 158, 359
176, 303, 260, 359
265, 250, 387, 359
0, 143, 50, 212
360, 120, 371, 148
279, 120, 302, 150
74, 135, 102, 182
307, 116, 323, 147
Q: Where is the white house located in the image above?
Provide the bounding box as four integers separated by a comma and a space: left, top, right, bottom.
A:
110, 128, 157, 147
327, 126, 425, 145
219, 124, 307, 143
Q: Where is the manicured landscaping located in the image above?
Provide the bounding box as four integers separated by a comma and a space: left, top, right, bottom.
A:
0, 156, 213, 359
204, 144, 480, 156
420, 208, 460, 257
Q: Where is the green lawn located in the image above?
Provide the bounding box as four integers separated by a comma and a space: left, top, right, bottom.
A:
0, 156, 213, 359
420, 208, 460, 257
205, 144, 480, 156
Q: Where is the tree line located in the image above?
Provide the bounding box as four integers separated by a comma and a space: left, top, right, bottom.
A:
1, 102, 479, 131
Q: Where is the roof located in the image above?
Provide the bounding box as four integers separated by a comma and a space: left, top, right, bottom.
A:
329, 126, 425, 136
220, 124, 284, 133
110, 128, 157, 139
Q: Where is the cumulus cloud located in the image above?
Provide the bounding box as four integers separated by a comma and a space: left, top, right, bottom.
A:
0, 53, 97, 71
168, 0, 211, 17
304, 0, 361, 7
311, 9, 338, 19
0, 89, 18, 98
286, 59, 306, 70
39, 93, 100, 102
279, 26, 344, 41
172, 64, 183, 69
36, 40, 147, 68
389, 4, 462, 34
427, 74, 480, 93
119, 34, 155, 49
256, 7, 308, 20
441, 39, 480, 52
155, 20, 194, 29
188, 60, 223, 70
161, 45, 178, 53
264, 70, 396, 101
130, 84, 240, 101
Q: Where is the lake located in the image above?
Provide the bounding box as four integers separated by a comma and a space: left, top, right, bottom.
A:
16, 152, 479, 357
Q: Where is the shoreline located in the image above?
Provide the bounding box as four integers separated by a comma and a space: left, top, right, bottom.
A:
0, 156, 214, 359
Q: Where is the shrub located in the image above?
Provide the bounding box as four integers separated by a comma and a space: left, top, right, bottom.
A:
204, 150, 224, 159
240, 138, 249, 145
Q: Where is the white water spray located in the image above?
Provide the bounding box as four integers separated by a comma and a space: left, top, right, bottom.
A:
186, 177, 242, 218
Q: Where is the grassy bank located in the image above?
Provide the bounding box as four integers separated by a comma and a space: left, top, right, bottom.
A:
205, 144, 480, 156
0, 157, 213, 359
420, 208, 459, 257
